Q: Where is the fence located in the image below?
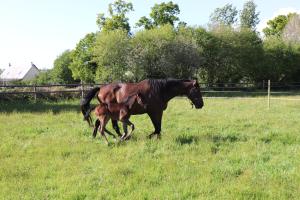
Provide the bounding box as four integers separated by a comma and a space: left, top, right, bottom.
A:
0, 83, 103, 101
1, 81, 300, 108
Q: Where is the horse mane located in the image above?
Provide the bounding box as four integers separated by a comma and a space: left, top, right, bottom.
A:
148, 79, 191, 97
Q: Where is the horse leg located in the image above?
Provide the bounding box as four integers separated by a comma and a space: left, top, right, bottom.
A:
93, 119, 100, 138
123, 119, 134, 140
111, 120, 122, 137
104, 128, 117, 139
121, 121, 128, 141
148, 111, 163, 139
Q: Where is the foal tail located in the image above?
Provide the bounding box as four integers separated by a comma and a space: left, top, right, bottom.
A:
80, 86, 100, 126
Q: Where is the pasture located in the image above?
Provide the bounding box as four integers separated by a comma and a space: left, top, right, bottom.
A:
0, 98, 300, 199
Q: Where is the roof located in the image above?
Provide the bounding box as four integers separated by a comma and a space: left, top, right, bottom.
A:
0, 63, 39, 80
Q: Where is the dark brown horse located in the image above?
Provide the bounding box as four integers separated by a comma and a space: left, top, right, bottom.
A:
81, 79, 204, 139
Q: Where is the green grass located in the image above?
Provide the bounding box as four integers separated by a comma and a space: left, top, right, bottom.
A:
0, 98, 300, 199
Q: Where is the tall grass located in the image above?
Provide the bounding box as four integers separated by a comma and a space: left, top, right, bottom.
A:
0, 98, 300, 199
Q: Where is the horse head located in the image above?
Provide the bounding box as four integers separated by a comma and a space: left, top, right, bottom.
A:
187, 80, 204, 109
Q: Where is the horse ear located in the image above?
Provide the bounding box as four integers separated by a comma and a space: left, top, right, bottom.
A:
193, 80, 197, 86
191, 77, 198, 86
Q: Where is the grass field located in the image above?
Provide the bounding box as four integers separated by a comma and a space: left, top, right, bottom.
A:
0, 97, 300, 199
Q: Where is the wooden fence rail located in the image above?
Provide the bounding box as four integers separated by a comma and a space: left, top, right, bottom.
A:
0, 83, 105, 100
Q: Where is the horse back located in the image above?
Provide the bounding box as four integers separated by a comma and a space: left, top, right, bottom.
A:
97, 83, 121, 104
116, 81, 149, 99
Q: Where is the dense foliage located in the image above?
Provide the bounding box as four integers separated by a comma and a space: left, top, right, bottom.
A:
263, 13, 297, 37
51, 50, 75, 84
31, 0, 300, 85
69, 33, 97, 83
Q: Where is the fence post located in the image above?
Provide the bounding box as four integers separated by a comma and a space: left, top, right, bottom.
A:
33, 85, 37, 102
81, 82, 84, 99
267, 80, 271, 109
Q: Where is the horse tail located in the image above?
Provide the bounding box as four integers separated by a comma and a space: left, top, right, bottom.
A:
80, 87, 100, 126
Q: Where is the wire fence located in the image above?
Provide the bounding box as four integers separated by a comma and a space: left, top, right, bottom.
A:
1, 81, 300, 104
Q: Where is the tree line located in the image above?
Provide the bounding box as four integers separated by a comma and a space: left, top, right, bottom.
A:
32, 0, 300, 85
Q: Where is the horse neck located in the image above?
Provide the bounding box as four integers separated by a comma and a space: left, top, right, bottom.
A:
163, 81, 189, 102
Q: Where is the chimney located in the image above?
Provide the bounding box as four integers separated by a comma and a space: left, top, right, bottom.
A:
31, 62, 36, 68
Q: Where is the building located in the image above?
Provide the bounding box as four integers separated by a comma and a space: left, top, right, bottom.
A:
0, 62, 40, 83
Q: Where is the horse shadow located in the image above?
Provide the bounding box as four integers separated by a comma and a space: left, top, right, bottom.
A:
175, 135, 200, 145
175, 133, 248, 154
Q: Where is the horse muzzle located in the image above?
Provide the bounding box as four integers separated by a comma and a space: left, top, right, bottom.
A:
195, 101, 204, 109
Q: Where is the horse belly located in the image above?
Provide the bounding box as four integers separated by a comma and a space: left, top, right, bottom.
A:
129, 105, 147, 115
110, 112, 121, 121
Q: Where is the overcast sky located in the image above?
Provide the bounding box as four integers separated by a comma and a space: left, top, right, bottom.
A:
0, 0, 299, 69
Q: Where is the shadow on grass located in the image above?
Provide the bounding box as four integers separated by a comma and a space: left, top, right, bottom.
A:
175, 133, 247, 146
206, 134, 248, 154
175, 135, 199, 145
0, 100, 80, 114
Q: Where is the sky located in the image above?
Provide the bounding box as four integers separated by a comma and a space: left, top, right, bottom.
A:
0, 0, 299, 70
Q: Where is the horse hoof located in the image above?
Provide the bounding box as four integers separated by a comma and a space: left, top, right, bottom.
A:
124, 135, 132, 140
148, 133, 155, 139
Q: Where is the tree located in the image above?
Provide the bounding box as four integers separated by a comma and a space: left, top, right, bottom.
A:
51, 50, 75, 84
263, 13, 296, 37
233, 28, 264, 82
93, 29, 131, 82
96, 0, 133, 33
192, 26, 263, 83
30, 70, 52, 85
69, 33, 97, 83
240, 0, 260, 30
136, 1, 180, 29
283, 14, 300, 43
262, 36, 300, 82
129, 25, 201, 80
209, 4, 238, 27
136, 16, 154, 30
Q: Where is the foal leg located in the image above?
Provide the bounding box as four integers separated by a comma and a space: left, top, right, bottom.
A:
99, 116, 110, 145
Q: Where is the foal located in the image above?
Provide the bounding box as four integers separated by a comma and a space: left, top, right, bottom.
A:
93, 94, 145, 144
